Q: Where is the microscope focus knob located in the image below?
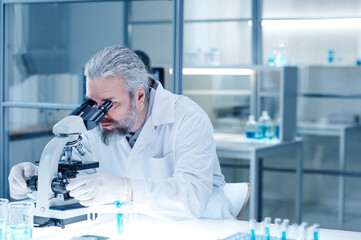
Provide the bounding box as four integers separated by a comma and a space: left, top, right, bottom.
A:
26, 176, 38, 191
51, 178, 69, 194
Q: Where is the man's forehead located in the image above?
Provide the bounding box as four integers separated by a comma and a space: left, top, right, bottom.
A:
85, 76, 128, 101
86, 76, 126, 89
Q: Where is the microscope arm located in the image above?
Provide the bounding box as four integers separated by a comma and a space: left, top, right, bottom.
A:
36, 135, 72, 213
34, 115, 87, 216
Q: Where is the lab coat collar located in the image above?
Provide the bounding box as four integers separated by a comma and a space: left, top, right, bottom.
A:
128, 83, 174, 155
151, 83, 175, 126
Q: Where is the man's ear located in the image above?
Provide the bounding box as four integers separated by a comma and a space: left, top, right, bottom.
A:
134, 86, 146, 107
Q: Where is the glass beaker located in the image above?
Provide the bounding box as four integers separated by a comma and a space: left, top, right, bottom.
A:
8, 202, 34, 240
0, 199, 9, 240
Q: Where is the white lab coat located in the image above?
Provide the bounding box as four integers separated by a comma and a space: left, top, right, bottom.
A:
79, 84, 234, 220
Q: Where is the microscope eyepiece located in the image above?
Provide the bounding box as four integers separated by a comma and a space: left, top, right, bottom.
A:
85, 99, 97, 107
70, 99, 96, 116
98, 101, 113, 114
71, 99, 113, 130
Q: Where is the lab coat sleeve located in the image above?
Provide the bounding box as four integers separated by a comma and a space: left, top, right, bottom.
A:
132, 111, 215, 220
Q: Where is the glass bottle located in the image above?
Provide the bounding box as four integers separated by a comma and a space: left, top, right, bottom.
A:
258, 111, 274, 139
246, 115, 258, 139
275, 41, 287, 66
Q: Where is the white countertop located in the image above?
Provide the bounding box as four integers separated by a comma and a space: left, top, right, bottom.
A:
33, 214, 361, 240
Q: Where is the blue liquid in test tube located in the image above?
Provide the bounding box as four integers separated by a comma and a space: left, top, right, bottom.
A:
264, 217, 271, 240
313, 224, 320, 240
281, 219, 289, 240
249, 219, 257, 240
314, 231, 319, 240
116, 201, 124, 234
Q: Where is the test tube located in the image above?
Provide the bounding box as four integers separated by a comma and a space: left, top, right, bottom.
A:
259, 220, 266, 239
273, 218, 282, 239
116, 201, 124, 233
297, 222, 308, 240
264, 217, 272, 240
249, 219, 257, 240
289, 223, 298, 240
313, 224, 320, 240
281, 219, 289, 240
306, 224, 315, 240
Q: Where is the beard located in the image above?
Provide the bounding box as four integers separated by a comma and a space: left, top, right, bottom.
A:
98, 99, 139, 145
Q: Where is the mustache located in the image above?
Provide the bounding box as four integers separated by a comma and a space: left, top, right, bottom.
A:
101, 119, 117, 124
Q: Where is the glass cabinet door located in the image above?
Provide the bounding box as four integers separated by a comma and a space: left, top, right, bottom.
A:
4, 2, 127, 161
262, 0, 361, 66
184, 0, 252, 67
182, 0, 254, 133
183, 66, 297, 141
128, 1, 174, 90
183, 68, 254, 134
5, 2, 128, 104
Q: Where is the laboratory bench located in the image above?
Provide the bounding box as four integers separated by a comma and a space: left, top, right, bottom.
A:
214, 133, 303, 223
32, 213, 361, 240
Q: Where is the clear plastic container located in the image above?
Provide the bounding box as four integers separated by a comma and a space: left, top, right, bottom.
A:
258, 111, 274, 139
246, 115, 258, 139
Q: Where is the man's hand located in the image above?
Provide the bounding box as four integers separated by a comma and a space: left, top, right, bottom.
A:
66, 173, 132, 206
8, 162, 38, 199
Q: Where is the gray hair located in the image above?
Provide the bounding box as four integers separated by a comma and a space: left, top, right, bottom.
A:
84, 46, 150, 98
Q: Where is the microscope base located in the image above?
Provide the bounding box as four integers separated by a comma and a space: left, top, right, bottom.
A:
33, 203, 92, 229
34, 214, 88, 229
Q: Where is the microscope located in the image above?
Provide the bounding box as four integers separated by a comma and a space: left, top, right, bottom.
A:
26, 99, 113, 228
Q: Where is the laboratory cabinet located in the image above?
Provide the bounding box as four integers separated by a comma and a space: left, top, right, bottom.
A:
298, 66, 361, 125
183, 66, 298, 142
297, 66, 361, 228
262, 0, 361, 66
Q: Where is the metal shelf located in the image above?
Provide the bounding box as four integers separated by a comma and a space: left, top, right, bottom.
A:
183, 90, 251, 96
300, 93, 361, 99
259, 91, 279, 97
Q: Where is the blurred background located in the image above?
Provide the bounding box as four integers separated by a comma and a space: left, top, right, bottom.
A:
1, 0, 361, 232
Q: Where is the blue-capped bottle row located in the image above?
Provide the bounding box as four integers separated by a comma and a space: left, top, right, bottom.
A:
221, 217, 320, 240
245, 111, 280, 140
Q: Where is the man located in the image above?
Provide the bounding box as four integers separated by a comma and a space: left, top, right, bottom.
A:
8, 46, 234, 220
